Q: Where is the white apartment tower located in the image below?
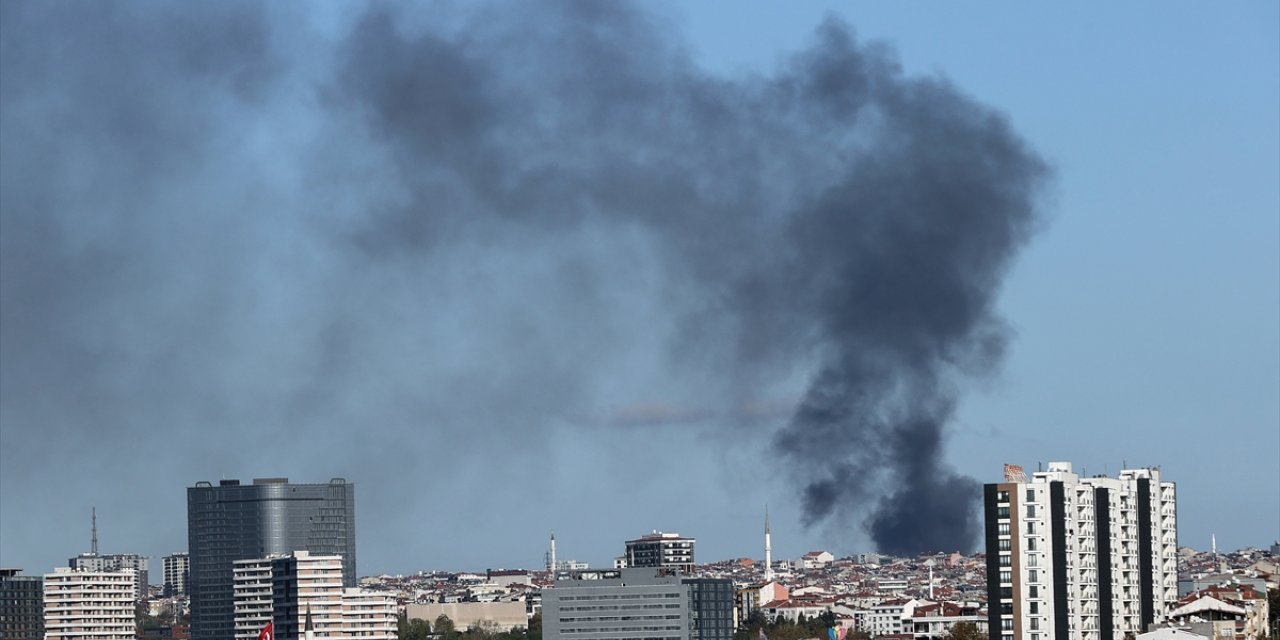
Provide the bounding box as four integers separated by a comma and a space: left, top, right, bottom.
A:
233, 557, 276, 640
164, 553, 190, 596
233, 552, 394, 640
43, 567, 138, 640
985, 462, 1178, 640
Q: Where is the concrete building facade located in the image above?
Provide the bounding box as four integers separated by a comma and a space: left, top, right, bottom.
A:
543, 567, 733, 640
164, 553, 190, 596
405, 601, 528, 632
233, 552, 394, 640
624, 532, 697, 573
985, 462, 1178, 640
0, 568, 44, 640
187, 477, 357, 640
43, 567, 137, 640
68, 554, 148, 599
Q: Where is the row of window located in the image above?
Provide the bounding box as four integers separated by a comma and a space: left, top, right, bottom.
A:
560, 604, 681, 612
561, 626, 683, 634
559, 615, 682, 623
558, 593, 680, 601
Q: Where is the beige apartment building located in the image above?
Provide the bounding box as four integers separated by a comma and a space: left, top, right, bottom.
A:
232, 551, 393, 640
43, 567, 137, 640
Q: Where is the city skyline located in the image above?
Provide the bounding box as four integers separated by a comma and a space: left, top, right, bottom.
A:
1, 2, 1277, 577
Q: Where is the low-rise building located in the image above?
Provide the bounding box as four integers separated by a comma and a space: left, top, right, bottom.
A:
801, 551, 835, 570
404, 601, 528, 632
543, 568, 733, 640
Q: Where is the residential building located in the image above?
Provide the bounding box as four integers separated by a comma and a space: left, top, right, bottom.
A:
0, 568, 43, 640
801, 551, 835, 570
543, 567, 733, 640
869, 598, 926, 637
43, 567, 137, 640
624, 531, 697, 573
233, 552, 394, 640
69, 554, 149, 599
187, 477, 356, 640
337, 588, 397, 640
233, 557, 276, 640
907, 601, 987, 639
164, 553, 190, 596
985, 462, 1178, 640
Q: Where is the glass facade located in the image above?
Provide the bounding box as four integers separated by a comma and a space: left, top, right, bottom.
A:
0, 570, 43, 640
188, 478, 356, 640
683, 579, 734, 640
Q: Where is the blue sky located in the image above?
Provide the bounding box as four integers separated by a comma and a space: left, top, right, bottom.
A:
0, 2, 1275, 576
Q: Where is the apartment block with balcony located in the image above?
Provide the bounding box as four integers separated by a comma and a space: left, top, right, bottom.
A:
985, 462, 1177, 640
43, 567, 137, 640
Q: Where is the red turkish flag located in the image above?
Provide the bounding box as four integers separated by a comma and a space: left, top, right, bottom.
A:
258, 622, 273, 640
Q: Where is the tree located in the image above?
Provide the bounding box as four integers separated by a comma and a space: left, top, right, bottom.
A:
435, 614, 459, 640
398, 616, 432, 640
527, 612, 542, 640
944, 622, 983, 640
818, 610, 837, 630
1268, 587, 1278, 639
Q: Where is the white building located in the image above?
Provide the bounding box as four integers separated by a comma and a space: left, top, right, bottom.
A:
233, 557, 276, 640
43, 567, 137, 640
68, 554, 148, 599
338, 588, 397, 640
800, 551, 835, 570
986, 462, 1178, 640
868, 598, 927, 637
233, 552, 395, 640
163, 553, 189, 596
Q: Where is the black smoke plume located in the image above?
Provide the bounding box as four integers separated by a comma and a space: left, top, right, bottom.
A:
0, 1, 1046, 561
328, 5, 1047, 553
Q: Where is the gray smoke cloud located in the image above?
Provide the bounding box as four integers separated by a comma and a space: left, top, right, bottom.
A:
1, 0, 1046, 562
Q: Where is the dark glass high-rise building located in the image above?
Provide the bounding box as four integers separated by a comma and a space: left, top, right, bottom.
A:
0, 569, 43, 640
187, 477, 356, 640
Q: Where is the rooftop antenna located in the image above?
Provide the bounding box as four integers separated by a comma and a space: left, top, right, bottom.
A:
91, 506, 98, 555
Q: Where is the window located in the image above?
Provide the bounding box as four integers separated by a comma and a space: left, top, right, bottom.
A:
999, 523, 1011, 535
999, 539, 1011, 551
1026, 489, 1035, 502
1001, 620, 1014, 631
1000, 603, 1012, 615
1029, 586, 1038, 598
1027, 522, 1036, 534
1027, 505, 1036, 518
1000, 587, 1012, 599
999, 571, 1012, 584
1030, 619, 1039, 631
1027, 537, 1036, 551
997, 491, 1010, 503
1030, 602, 1038, 614
999, 554, 1011, 567
1028, 570, 1038, 582
998, 506, 1010, 518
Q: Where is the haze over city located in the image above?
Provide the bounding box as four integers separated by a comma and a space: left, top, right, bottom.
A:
1, 0, 1276, 579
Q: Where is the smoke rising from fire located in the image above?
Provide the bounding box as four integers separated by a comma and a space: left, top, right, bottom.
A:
1, 1, 1047, 559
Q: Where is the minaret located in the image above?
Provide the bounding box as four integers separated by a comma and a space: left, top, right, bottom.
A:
304, 602, 315, 640
763, 506, 773, 583
548, 532, 557, 573
91, 506, 98, 555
